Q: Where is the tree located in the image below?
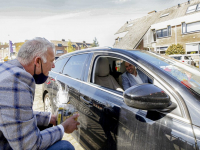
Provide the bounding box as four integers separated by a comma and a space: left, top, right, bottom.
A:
65, 40, 75, 53
15, 42, 25, 53
165, 44, 185, 55
91, 37, 99, 47
81, 44, 85, 50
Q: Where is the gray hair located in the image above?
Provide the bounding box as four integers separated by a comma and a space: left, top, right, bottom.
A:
17, 37, 55, 65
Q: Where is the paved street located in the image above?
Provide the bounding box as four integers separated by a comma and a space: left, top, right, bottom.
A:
33, 84, 84, 150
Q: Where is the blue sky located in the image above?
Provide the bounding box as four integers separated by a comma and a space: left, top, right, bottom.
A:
0, 0, 187, 47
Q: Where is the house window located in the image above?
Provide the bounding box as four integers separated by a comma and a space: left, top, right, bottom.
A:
197, 3, 200, 11
160, 13, 169, 18
186, 43, 199, 54
56, 50, 64, 54
156, 26, 171, 38
127, 23, 133, 27
152, 29, 156, 42
156, 46, 168, 54
186, 4, 200, 13
168, 26, 171, 36
58, 44, 62, 47
182, 21, 200, 33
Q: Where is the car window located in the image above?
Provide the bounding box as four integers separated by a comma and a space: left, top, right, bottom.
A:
124, 58, 182, 116
173, 56, 181, 60
63, 54, 88, 80
132, 51, 200, 100
92, 56, 124, 92
52, 57, 69, 73
184, 56, 189, 60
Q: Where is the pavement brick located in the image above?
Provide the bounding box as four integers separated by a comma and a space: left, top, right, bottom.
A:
33, 84, 84, 150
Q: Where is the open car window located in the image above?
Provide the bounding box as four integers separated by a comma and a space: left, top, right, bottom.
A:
91, 56, 124, 92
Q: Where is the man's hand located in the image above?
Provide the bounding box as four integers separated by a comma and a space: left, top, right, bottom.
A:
50, 115, 57, 126
61, 114, 80, 134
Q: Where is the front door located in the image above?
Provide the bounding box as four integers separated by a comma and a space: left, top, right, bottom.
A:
79, 53, 196, 150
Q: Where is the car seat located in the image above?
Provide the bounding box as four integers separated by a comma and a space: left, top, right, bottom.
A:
95, 57, 123, 92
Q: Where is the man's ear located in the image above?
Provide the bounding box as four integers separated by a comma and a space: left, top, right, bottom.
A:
34, 57, 41, 67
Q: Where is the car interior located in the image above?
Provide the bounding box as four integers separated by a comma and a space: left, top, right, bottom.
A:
92, 56, 156, 92
94, 57, 123, 92
93, 56, 150, 92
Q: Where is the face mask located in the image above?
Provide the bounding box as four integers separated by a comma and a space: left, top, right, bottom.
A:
33, 61, 48, 84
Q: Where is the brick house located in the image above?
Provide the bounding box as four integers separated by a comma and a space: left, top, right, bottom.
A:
0, 45, 9, 61
51, 39, 92, 57
113, 0, 200, 55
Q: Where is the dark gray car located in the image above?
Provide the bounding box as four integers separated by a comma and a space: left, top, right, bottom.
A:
43, 48, 200, 150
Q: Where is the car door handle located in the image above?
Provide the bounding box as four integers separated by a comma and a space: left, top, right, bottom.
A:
80, 96, 93, 105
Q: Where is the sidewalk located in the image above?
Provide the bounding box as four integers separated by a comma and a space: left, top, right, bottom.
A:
33, 84, 84, 150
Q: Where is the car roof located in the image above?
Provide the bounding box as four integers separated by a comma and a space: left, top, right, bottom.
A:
58, 47, 141, 59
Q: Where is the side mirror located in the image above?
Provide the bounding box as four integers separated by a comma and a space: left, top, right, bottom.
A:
123, 83, 176, 111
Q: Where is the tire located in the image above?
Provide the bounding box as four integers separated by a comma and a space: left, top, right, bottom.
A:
44, 93, 52, 113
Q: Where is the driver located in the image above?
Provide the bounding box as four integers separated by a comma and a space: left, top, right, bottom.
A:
122, 62, 152, 90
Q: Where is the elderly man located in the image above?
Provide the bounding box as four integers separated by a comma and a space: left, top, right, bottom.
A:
0, 37, 79, 150
122, 62, 151, 90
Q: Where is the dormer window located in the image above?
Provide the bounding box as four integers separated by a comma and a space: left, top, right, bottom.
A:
197, 3, 200, 10
160, 13, 169, 18
186, 4, 199, 13
127, 23, 133, 27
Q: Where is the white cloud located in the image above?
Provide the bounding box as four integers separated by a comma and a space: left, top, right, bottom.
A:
0, 0, 188, 47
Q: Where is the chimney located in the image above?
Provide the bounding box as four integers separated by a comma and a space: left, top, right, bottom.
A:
188, 0, 190, 4
62, 39, 65, 41
178, 4, 180, 7
148, 10, 157, 14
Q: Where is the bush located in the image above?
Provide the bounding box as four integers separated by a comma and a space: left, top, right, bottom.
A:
165, 44, 185, 55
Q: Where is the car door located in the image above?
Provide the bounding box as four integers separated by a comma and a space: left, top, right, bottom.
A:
79, 51, 196, 150
54, 53, 90, 141
44, 56, 70, 113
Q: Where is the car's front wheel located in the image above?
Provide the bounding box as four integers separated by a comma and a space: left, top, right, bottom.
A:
44, 93, 52, 113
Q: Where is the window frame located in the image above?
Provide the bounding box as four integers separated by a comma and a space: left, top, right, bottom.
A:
182, 21, 200, 34
88, 51, 185, 118
56, 50, 64, 54
160, 13, 169, 18
197, 3, 200, 11
186, 4, 200, 14
58, 43, 62, 47
51, 56, 69, 73
156, 46, 168, 54
156, 26, 171, 39
90, 55, 124, 92
62, 53, 89, 80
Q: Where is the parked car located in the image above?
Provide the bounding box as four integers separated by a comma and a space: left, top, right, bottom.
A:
42, 48, 200, 150
169, 54, 194, 65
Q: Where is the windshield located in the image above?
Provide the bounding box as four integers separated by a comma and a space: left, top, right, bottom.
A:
131, 51, 200, 97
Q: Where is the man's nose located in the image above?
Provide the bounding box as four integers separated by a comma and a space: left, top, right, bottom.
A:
52, 63, 55, 68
